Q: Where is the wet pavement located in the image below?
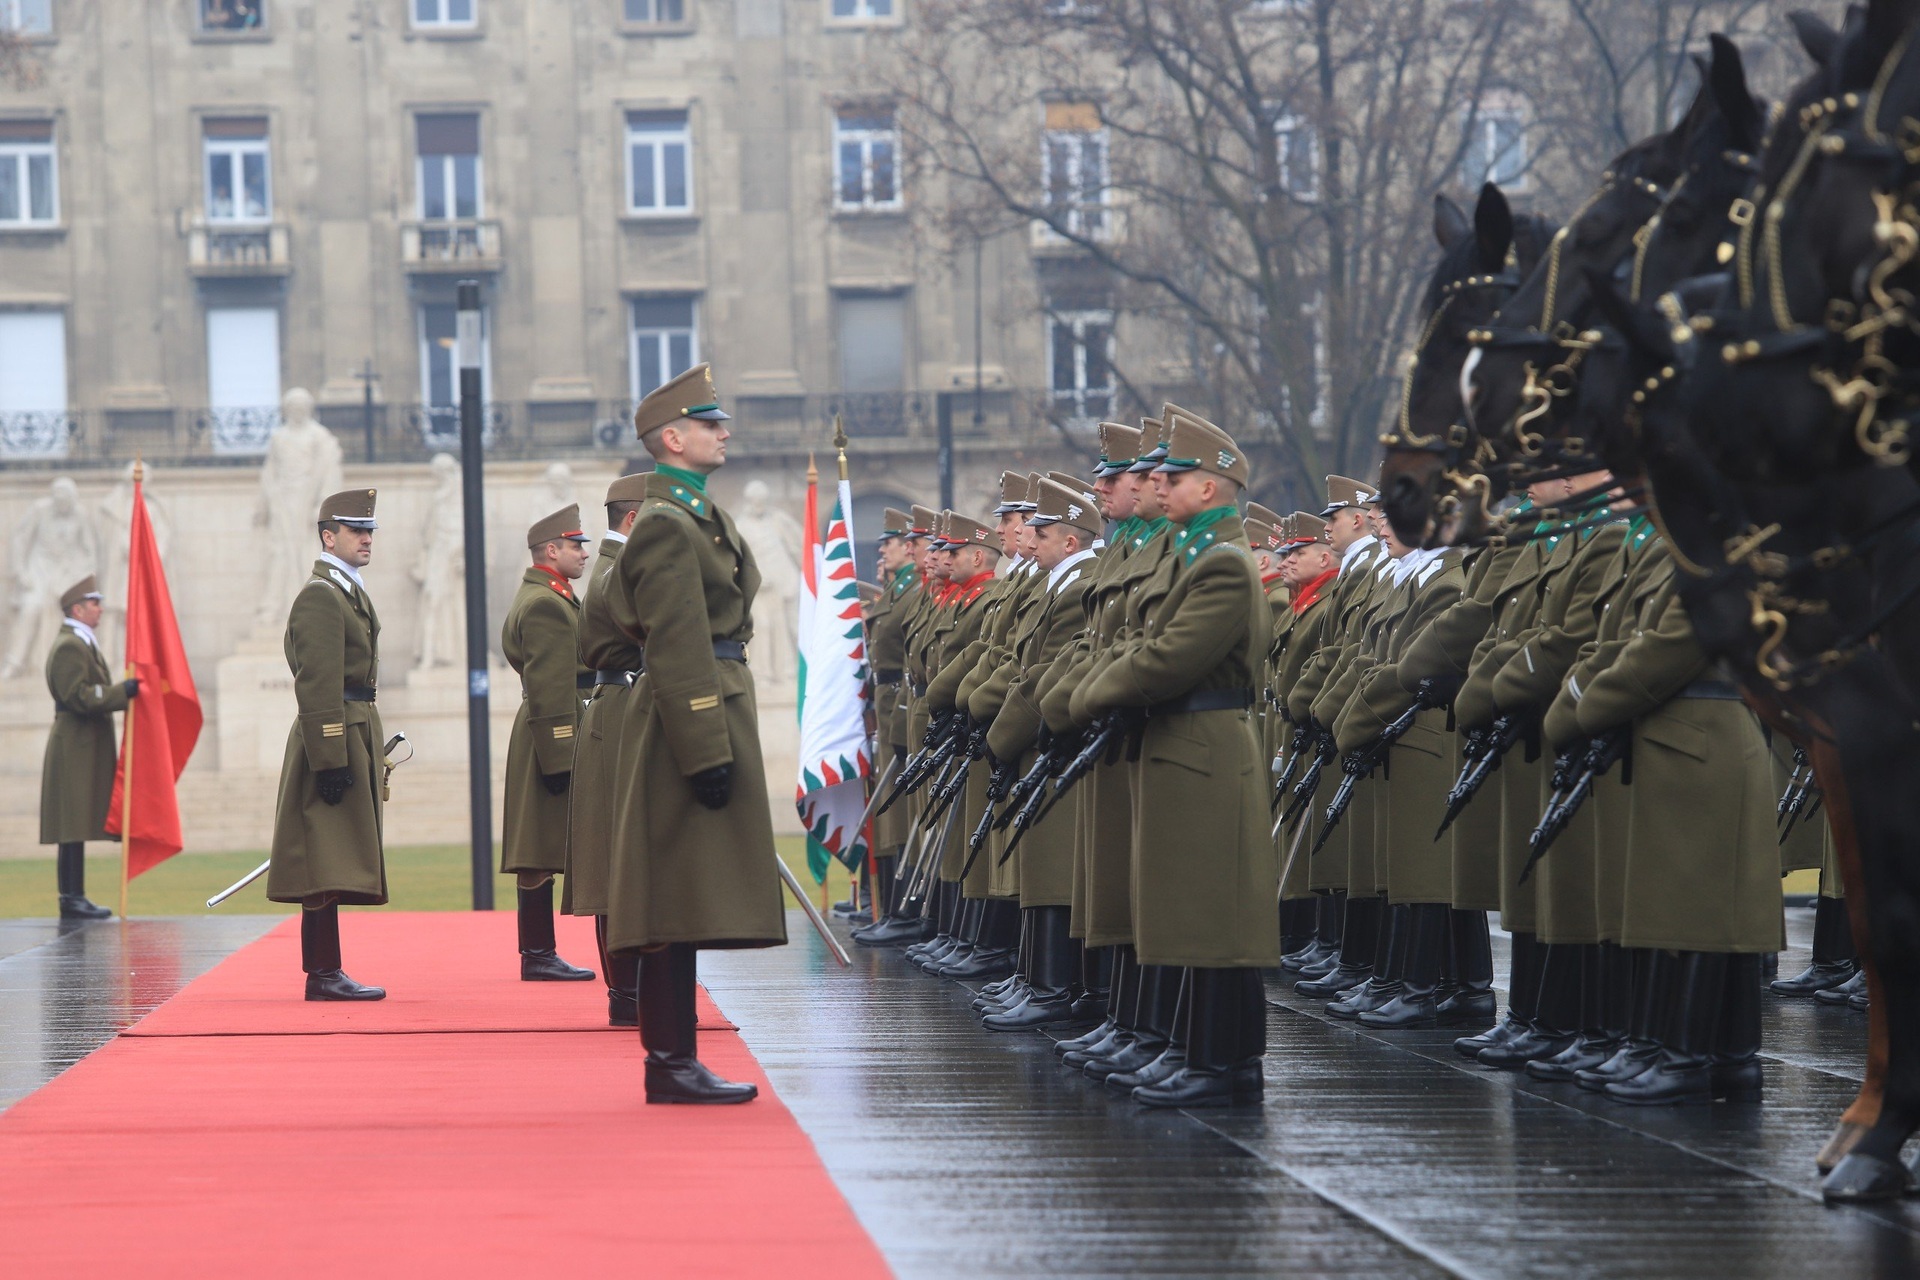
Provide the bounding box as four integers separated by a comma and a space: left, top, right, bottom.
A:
1, 908, 1908, 1277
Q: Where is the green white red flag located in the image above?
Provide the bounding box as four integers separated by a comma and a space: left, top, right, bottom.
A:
795, 462, 871, 883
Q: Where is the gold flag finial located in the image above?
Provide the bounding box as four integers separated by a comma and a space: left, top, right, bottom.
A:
807, 450, 818, 484
833, 413, 849, 482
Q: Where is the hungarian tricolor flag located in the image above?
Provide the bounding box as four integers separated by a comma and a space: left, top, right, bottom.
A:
795, 459, 871, 883
105, 473, 201, 879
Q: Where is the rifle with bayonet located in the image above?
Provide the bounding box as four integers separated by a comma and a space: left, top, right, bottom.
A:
1519, 727, 1631, 882
919, 720, 987, 830
1270, 718, 1307, 812
958, 752, 1023, 877
1017, 709, 1140, 837
997, 728, 1088, 865
877, 711, 968, 817
1309, 690, 1434, 858
1274, 724, 1335, 836
1777, 745, 1823, 843
1434, 713, 1525, 840
993, 727, 1062, 831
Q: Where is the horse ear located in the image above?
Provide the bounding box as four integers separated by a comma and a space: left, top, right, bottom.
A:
1582, 267, 1675, 363
1472, 183, 1514, 273
1708, 34, 1765, 153
1789, 10, 1840, 66
1434, 194, 1470, 250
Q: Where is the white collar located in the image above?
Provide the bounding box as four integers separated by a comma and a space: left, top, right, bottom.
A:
1340, 534, 1378, 571
1091, 536, 1107, 550
62, 616, 100, 650
603, 529, 629, 546
319, 552, 365, 590
1047, 546, 1098, 592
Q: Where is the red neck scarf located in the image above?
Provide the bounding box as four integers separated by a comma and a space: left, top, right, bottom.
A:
1290, 565, 1338, 614
532, 564, 576, 602
951, 570, 995, 606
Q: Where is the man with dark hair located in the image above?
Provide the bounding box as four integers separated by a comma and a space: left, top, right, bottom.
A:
40, 575, 138, 919
266, 489, 388, 1000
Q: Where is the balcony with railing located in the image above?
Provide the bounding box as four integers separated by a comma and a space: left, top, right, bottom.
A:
401, 220, 504, 273
185, 221, 292, 276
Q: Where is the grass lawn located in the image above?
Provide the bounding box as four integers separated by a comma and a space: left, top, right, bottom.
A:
0, 836, 855, 919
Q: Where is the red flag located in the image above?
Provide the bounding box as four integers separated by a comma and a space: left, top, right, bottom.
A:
104, 477, 202, 879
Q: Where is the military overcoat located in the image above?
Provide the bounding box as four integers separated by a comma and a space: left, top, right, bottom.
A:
40, 627, 130, 844
500, 566, 583, 877
566, 536, 644, 915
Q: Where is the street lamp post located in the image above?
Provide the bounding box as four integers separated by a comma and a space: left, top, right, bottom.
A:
456, 281, 493, 911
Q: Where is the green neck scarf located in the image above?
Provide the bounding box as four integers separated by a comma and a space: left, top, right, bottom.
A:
655, 463, 708, 493
1172, 504, 1237, 555
1129, 515, 1169, 551
1111, 516, 1141, 547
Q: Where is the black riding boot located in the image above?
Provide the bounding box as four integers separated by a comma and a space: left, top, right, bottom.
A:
1108, 968, 1191, 1091
1089, 963, 1178, 1080
1360, 903, 1450, 1028
1069, 943, 1113, 1021
943, 897, 1019, 979
974, 905, 1032, 1009
641, 943, 756, 1104
56, 842, 112, 920
1456, 929, 1536, 1058
1772, 896, 1859, 994
1712, 953, 1764, 1101
1605, 950, 1725, 1105
1528, 943, 1626, 1081
302, 900, 385, 1001
597, 915, 639, 1026
518, 880, 594, 981
1063, 944, 1137, 1064
1279, 898, 1317, 964
1298, 892, 1378, 997
985, 907, 1081, 1030
1578, 947, 1667, 1090
1134, 968, 1265, 1108
1436, 909, 1497, 1027
1479, 941, 1578, 1068
1329, 898, 1407, 1019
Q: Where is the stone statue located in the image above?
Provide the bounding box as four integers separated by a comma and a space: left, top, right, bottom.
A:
1, 478, 102, 679
412, 453, 466, 670
97, 461, 173, 667
252, 387, 344, 627
538, 462, 577, 513
733, 478, 802, 692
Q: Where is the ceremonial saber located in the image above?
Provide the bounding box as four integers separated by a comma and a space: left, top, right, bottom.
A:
776, 856, 854, 967
206, 858, 271, 909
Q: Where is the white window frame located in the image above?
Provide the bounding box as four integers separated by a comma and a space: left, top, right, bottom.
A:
1462, 97, 1528, 191
1274, 113, 1319, 202
623, 0, 687, 22
0, 136, 58, 227
828, 0, 894, 22
197, 0, 266, 32
1041, 125, 1110, 239
203, 134, 272, 225
1047, 309, 1115, 422
628, 296, 701, 403
417, 152, 484, 221
0, 309, 69, 459
419, 302, 492, 442
625, 111, 694, 216
0, 0, 53, 35
833, 109, 903, 212
412, 0, 478, 29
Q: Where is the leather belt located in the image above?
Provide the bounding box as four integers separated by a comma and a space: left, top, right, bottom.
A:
343, 685, 377, 703
908, 678, 927, 697
1678, 679, 1743, 700
1149, 688, 1253, 716
875, 667, 904, 686
592, 669, 640, 687
575, 673, 597, 690
630, 641, 747, 670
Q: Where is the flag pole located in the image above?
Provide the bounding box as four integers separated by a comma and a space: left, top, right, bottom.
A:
834, 415, 873, 917
119, 460, 144, 923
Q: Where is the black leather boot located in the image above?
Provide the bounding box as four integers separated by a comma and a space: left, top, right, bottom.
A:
1479, 940, 1577, 1068
1360, 903, 1450, 1028
1771, 895, 1857, 995
1067, 943, 1113, 1021
1712, 953, 1764, 1102
1298, 892, 1379, 997
1435, 909, 1497, 1028
1107, 968, 1190, 1091
940, 898, 1019, 979
1279, 897, 1317, 965
1605, 950, 1723, 1105
1330, 900, 1408, 1020
1528, 944, 1625, 1081
1456, 929, 1535, 1059
1062, 945, 1136, 1065
56, 843, 112, 920
1578, 947, 1666, 1091
302, 901, 385, 1001
1815, 967, 1869, 1006
518, 881, 595, 981
1087, 963, 1177, 1079
641, 944, 756, 1104
597, 915, 639, 1026
984, 907, 1081, 1030
1134, 968, 1264, 1108
1290, 890, 1346, 976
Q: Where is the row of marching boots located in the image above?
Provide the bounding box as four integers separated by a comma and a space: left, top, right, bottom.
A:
863, 877, 1269, 1109
1769, 895, 1866, 1011
1280, 893, 1497, 1029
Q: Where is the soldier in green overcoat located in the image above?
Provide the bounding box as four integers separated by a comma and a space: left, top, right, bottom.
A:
39, 576, 138, 920
566, 472, 650, 1024
266, 488, 389, 1001
604, 363, 785, 1105
501, 504, 595, 984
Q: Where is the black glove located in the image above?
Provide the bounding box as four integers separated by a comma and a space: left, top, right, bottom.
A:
316, 766, 353, 806
894, 744, 907, 764
123, 678, 141, 698
689, 764, 732, 810
542, 770, 571, 796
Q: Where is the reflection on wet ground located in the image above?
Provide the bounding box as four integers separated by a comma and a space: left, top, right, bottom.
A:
3, 909, 1909, 1277
0, 916, 278, 1111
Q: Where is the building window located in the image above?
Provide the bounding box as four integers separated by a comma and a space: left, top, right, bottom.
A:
0, 0, 53, 35
1048, 309, 1113, 421
205, 306, 282, 455
626, 110, 692, 215
420, 302, 490, 442
0, 310, 68, 458
203, 118, 271, 224
416, 113, 482, 220
1274, 114, 1318, 201
834, 108, 901, 212
837, 293, 908, 435
1462, 95, 1528, 189
1042, 102, 1109, 239
829, 0, 892, 20
199, 0, 264, 31
413, 0, 476, 28
623, 0, 685, 21
0, 121, 57, 226
629, 296, 699, 401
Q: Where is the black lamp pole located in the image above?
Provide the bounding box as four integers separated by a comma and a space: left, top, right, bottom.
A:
456, 280, 493, 911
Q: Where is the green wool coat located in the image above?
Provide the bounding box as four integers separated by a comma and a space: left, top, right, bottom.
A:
603, 474, 786, 953
921, 574, 999, 884
268, 560, 388, 906
565, 536, 645, 916
867, 565, 917, 855
40, 628, 130, 844
1082, 515, 1276, 969
500, 567, 584, 877
961, 565, 1044, 899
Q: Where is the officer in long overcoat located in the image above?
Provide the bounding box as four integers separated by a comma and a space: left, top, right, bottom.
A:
604, 363, 785, 1105
266, 488, 389, 1001
501, 504, 595, 983
40, 575, 137, 919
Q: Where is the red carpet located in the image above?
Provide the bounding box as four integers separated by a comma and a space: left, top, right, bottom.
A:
0, 913, 890, 1279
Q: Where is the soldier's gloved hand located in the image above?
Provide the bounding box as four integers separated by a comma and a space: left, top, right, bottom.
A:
541, 770, 571, 796
894, 744, 907, 764
689, 764, 732, 810
123, 678, 141, 698
315, 766, 353, 806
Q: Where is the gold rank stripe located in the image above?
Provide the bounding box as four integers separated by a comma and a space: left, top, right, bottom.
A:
687, 694, 720, 711
321, 724, 345, 737
552, 725, 574, 739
